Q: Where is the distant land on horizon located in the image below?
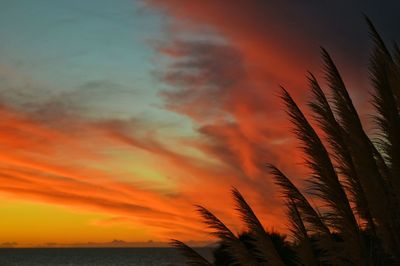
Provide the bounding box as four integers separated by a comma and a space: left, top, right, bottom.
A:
0, 239, 215, 249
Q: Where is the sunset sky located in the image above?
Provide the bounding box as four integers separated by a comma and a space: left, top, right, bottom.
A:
0, 0, 399, 247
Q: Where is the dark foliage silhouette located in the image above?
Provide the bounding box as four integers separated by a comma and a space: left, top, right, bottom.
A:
172, 18, 400, 265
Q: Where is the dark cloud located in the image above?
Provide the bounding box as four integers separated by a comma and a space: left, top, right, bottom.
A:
159, 40, 245, 122
144, 0, 400, 232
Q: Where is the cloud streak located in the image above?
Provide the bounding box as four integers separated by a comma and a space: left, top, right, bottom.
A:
144, 0, 400, 239
2, 0, 400, 246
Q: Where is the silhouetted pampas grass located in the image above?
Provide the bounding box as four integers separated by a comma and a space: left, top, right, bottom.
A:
172, 18, 400, 265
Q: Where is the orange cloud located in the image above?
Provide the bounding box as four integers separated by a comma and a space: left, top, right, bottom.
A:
142, 0, 374, 238
0, 91, 292, 244
3, 1, 381, 245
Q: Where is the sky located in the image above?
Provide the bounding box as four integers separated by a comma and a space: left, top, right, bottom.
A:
0, 0, 399, 247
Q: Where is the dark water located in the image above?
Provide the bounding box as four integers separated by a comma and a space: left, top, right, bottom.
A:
0, 248, 213, 266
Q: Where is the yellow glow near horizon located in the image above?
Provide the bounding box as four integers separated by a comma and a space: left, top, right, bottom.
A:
0, 197, 151, 247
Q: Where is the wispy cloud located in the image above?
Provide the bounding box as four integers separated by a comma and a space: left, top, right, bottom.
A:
2, 0, 400, 246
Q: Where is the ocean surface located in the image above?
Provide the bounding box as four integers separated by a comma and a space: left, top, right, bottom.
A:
0, 248, 213, 266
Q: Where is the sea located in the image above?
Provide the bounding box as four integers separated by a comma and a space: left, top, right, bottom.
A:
0, 248, 213, 266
